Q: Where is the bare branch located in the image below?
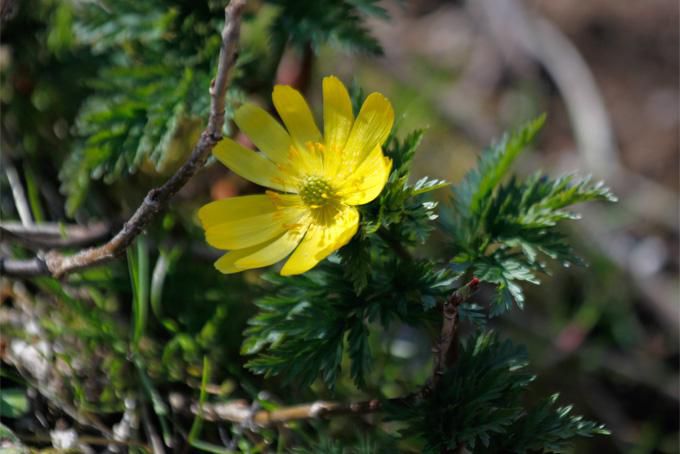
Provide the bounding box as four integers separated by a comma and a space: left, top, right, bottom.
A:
2, 0, 246, 279
169, 393, 412, 427
0, 257, 49, 277
0, 222, 111, 249
429, 277, 480, 391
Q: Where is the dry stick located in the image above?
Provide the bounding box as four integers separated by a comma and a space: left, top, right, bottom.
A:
0, 0, 246, 279
0, 221, 111, 249
429, 277, 480, 391
169, 393, 413, 428
15, 434, 150, 449
431, 278, 479, 454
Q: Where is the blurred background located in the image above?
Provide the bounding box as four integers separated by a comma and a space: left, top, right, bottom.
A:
332, 1, 680, 450
0, 0, 678, 452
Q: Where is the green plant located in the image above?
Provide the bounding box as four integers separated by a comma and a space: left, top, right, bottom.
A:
0, 1, 615, 452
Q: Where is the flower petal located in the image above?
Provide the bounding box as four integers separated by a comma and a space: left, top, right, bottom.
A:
272, 85, 321, 149
341, 92, 394, 174
198, 194, 276, 229
201, 195, 306, 250
205, 213, 284, 250
214, 242, 275, 274
234, 225, 309, 269
234, 103, 293, 165
280, 205, 359, 276
338, 146, 392, 205
323, 76, 353, 157
213, 138, 294, 192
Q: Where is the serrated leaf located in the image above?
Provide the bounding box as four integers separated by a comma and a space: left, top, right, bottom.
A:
442, 116, 616, 315
268, 0, 386, 55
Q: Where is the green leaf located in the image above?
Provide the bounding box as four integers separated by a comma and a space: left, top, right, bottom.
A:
339, 235, 372, 294
347, 320, 371, 388
485, 394, 609, 453
127, 236, 149, 346
0, 388, 29, 418
243, 260, 453, 389
268, 0, 387, 55
469, 115, 546, 216
442, 116, 616, 315
385, 331, 607, 452
385, 129, 424, 179
385, 331, 532, 452
58, 1, 231, 212
134, 355, 172, 447
187, 357, 233, 453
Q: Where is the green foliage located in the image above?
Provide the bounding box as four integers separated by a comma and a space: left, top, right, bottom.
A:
0, 423, 28, 454
360, 130, 447, 245
441, 117, 616, 314
55, 0, 386, 215
2, 3, 616, 450
243, 259, 455, 389
292, 434, 387, 454
338, 129, 447, 294
241, 127, 453, 389
386, 331, 605, 453
269, 0, 387, 55
485, 394, 610, 453
58, 1, 223, 214
149, 250, 256, 382
0, 389, 29, 419
127, 236, 150, 347
29, 273, 135, 412
243, 268, 352, 388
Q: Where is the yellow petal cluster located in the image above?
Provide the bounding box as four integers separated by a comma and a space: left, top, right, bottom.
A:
199, 76, 394, 275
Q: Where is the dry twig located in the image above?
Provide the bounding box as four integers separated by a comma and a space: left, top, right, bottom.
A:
169, 393, 407, 428
429, 277, 480, 391
0, 222, 111, 249
1, 0, 246, 278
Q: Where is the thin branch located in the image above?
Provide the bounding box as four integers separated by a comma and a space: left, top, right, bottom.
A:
0, 221, 111, 249
3, 159, 33, 226
1, 0, 246, 279
0, 257, 49, 276
429, 277, 480, 391
15, 434, 150, 449
169, 393, 415, 428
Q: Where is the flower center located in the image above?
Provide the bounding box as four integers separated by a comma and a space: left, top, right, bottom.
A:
299, 175, 335, 208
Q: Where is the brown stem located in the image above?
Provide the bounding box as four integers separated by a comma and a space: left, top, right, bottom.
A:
1, 0, 246, 279
169, 393, 418, 428
0, 222, 111, 249
429, 277, 480, 391
275, 44, 314, 91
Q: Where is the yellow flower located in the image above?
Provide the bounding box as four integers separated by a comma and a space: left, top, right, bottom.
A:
198, 76, 394, 276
